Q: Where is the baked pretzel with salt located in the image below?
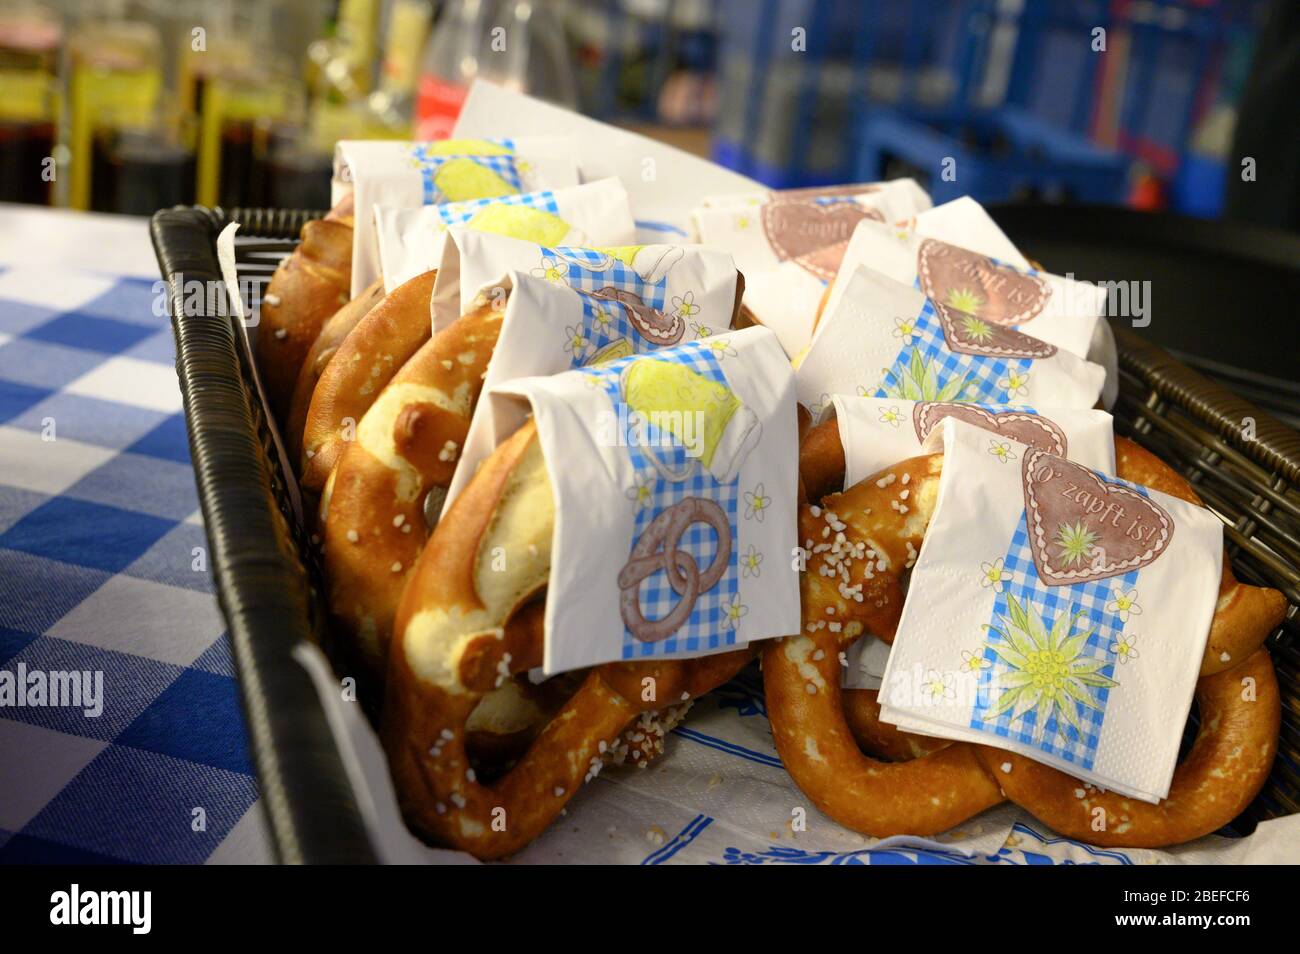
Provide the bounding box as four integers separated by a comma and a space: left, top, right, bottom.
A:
256, 196, 355, 421
299, 269, 441, 496
384, 421, 753, 858
320, 291, 505, 673
764, 418, 1284, 844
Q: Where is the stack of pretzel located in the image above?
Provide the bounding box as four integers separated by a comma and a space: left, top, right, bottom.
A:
257, 203, 1285, 861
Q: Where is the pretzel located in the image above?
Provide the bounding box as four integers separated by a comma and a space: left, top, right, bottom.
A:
977, 646, 1279, 846
256, 197, 354, 421
284, 279, 385, 469
764, 419, 1285, 843
320, 293, 503, 672
618, 497, 731, 643
299, 269, 441, 495
385, 421, 754, 858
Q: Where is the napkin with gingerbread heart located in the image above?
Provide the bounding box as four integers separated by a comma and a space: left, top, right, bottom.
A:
824, 395, 1117, 692
692, 179, 931, 357
877, 418, 1224, 802
796, 265, 1108, 412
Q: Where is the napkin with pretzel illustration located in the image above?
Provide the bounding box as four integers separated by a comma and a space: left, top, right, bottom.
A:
692, 179, 931, 357
375, 178, 636, 292
335, 137, 580, 295
482, 326, 798, 675
441, 242, 742, 516
829, 396, 1117, 691
877, 418, 1224, 801
796, 265, 1108, 412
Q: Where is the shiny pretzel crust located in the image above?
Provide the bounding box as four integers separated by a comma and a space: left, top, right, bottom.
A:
766, 419, 1284, 846
385, 422, 753, 858
256, 200, 354, 421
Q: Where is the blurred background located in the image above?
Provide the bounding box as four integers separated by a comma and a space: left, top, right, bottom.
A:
0, 0, 1293, 228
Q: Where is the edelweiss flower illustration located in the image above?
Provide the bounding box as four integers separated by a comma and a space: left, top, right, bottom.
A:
590, 302, 614, 331
946, 287, 986, 316
961, 649, 991, 673
625, 473, 654, 510
1055, 520, 1098, 567
922, 670, 956, 703
708, 337, 737, 359
810, 393, 832, 420
741, 545, 763, 579
722, 596, 749, 631
562, 324, 592, 358
735, 213, 752, 230
984, 595, 1118, 742
1105, 587, 1141, 623
744, 484, 771, 522
1109, 633, 1139, 664
988, 439, 1017, 463
892, 316, 916, 343
979, 557, 1012, 593
672, 291, 700, 320
879, 405, 904, 428
959, 313, 994, 343
690, 319, 712, 340
998, 369, 1030, 398
532, 256, 566, 284
856, 384, 872, 398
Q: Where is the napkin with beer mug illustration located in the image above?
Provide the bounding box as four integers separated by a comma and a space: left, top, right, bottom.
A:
374, 178, 636, 292
482, 326, 797, 675
827, 395, 1117, 693
691, 179, 932, 358
431, 227, 736, 334
796, 266, 1107, 414
878, 418, 1224, 801
335, 137, 581, 295
441, 239, 742, 517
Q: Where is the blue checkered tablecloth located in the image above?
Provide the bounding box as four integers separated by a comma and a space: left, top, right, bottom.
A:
0, 238, 269, 864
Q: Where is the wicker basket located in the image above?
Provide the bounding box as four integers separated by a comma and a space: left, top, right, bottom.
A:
150, 205, 1300, 863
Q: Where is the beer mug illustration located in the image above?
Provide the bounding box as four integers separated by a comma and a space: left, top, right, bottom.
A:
619, 359, 759, 484
464, 204, 580, 247
431, 157, 518, 202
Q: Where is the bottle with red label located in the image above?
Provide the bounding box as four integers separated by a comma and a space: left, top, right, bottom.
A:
415, 0, 575, 140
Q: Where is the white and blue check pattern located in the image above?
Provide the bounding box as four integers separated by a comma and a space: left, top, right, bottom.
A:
536, 245, 677, 368
428, 188, 560, 228
873, 298, 1032, 405
583, 341, 740, 660
410, 139, 526, 205
0, 266, 262, 863
970, 505, 1142, 769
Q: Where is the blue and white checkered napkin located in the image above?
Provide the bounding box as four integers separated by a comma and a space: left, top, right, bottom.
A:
487, 325, 799, 676
878, 419, 1223, 802
0, 263, 267, 863
794, 265, 1107, 413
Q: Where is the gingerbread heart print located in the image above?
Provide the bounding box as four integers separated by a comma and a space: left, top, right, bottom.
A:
762, 199, 880, 264
918, 238, 1050, 328
1022, 449, 1174, 586
935, 305, 1057, 359
912, 402, 1069, 456
792, 238, 851, 283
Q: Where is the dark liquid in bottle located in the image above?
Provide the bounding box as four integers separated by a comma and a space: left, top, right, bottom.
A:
91, 129, 196, 215
0, 120, 55, 204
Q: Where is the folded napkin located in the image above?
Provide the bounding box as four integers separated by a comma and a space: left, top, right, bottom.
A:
796, 266, 1107, 412
878, 419, 1223, 801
